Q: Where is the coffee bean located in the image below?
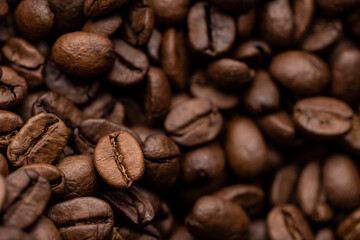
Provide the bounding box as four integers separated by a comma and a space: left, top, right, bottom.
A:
2, 37, 45, 88
44, 58, 100, 105
293, 97, 353, 139
187, 1, 235, 58
2, 169, 51, 229
84, 0, 128, 18
0, 110, 23, 148
7, 113, 68, 167
337, 207, 360, 240
52, 32, 115, 78
108, 39, 149, 87
47, 197, 114, 240
142, 134, 180, 189
14, 0, 54, 41
207, 58, 253, 89
94, 131, 144, 189
270, 51, 329, 95
323, 154, 360, 210
146, 28, 162, 63
161, 28, 189, 90
82, 93, 125, 125
57, 155, 99, 200
236, 9, 255, 39
164, 99, 223, 147
32, 91, 83, 129
232, 40, 272, 68
190, 70, 239, 110
214, 184, 264, 217
270, 165, 297, 206
267, 204, 314, 240
259, 0, 314, 46
330, 46, 360, 104
20, 163, 65, 201
185, 195, 249, 240
74, 118, 141, 155
297, 161, 333, 222
301, 18, 343, 53
149, 0, 190, 26
82, 14, 122, 38
122, 0, 154, 46
182, 142, 225, 183
16, 91, 45, 122
28, 216, 62, 240
0, 66, 27, 109
243, 70, 280, 115
226, 116, 267, 178
0, 227, 32, 240
170, 93, 192, 110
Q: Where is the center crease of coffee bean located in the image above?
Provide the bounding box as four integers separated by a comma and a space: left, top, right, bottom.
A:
110, 134, 131, 184
172, 110, 215, 136
282, 210, 303, 240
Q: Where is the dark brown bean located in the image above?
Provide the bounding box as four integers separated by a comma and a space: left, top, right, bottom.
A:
0, 110, 23, 148
82, 14, 122, 38
0, 66, 27, 109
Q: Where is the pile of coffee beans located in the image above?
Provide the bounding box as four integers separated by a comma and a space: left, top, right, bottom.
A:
1, 0, 360, 239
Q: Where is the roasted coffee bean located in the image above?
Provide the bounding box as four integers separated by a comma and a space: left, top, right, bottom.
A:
16, 91, 45, 122
323, 154, 360, 210
108, 39, 149, 87
84, 0, 128, 18
316, 0, 360, 16
209, 0, 257, 13
226, 116, 267, 178
82, 93, 124, 125
337, 207, 360, 240
1, 169, 51, 229
170, 93, 192, 110
142, 134, 180, 189
52, 32, 115, 78
164, 98, 223, 147
146, 28, 162, 63
161, 28, 189, 90
315, 228, 335, 240
301, 18, 343, 53
44, 58, 100, 105
102, 185, 159, 226
0, 227, 32, 240
74, 118, 141, 155
2, 38, 44, 88
0, 66, 27, 109
122, 0, 154, 46
236, 9, 255, 39
267, 204, 313, 240
270, 51, 329, 95
7, 113, 68, 167
20, 163, 65, 201
293, 97, 353, 139
14, 0, 54, 41
182, 142, 225, 183
330, 46, 360, 104
48, 0, 85, 34
190, 70, 239, 110
144, 67, 171, 126
186, 195, 249, 240
232, 40, 272, 68
94, 131, 144, 189
57, 155, 99, 200
82, 14, 122, 38
32, 91, 83, 129
347, 8, 360, 39
111, 225, 161, 240
207, 58, 253, 89
47, 197, 114, 240
270, 165, 297, 206
187, 1, 235, 58
297, 161, 333, 222
259, 0, 314, 46
257, 111, 297, 146
0, 153, 8, 176
243, 70, 280, 115
149, 0, 190, 26
214, 184, 264, 216
0, 110, 23, 148
28, 216, 62, 240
